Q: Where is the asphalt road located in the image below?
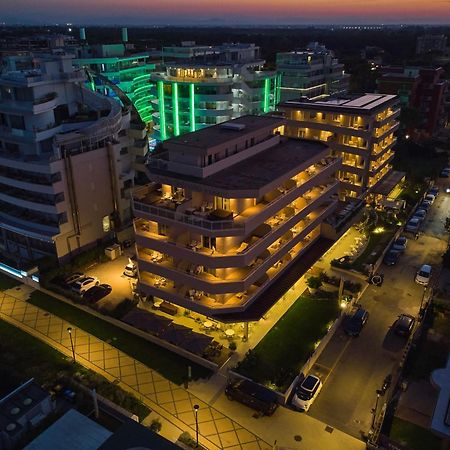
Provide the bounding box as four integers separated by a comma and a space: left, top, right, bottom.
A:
306, 187, 450, 439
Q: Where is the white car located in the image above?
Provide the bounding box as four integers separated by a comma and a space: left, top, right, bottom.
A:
424, 194, 435, 204
415, 264, 432, 286
71, 277, 100, 295
292, 374, 323, 411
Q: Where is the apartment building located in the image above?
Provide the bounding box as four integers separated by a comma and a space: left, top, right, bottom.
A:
133, 115, 340, 319
276, 42, 349, 103
278, 94, 400, 201
151, 42, 280, 141
416, 35, 448, 55
0, 53, 134, 266
377, 66, 448, 139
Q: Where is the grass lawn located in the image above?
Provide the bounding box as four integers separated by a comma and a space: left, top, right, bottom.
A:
27, 290, 212, 384
389, 417, 441, 450
236, 296, 340, 391
0, 319, 150, 420
0, 272, 21, 290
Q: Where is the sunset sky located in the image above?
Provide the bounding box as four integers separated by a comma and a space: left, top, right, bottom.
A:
2, 0, 450, 24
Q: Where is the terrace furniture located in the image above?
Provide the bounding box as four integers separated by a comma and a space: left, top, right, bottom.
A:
159, 302, 179, 316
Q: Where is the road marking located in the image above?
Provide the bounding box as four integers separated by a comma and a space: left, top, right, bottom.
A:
323, 337, 353, 383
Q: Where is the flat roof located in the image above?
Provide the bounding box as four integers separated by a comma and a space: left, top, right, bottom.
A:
149, 137, 329, 196
165, 115, 285, 150
281, 93, 399, 115
371, 170, 406, 196
24, 409, 112, 450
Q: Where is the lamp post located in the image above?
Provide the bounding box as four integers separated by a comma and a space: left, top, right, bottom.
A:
67, 327, 76, 362
372, 390, 381, 429
193, 404, 199, 448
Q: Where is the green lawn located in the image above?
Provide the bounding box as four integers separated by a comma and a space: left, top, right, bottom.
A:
0, 319, 150, 420
236, 296, 340, 391
0, 272, 21, 290
389, 417, 441, 450
27, 290, 212, 384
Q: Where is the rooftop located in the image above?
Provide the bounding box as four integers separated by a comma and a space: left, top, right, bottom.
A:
281, 93, 399, 114
149, 136, 330, 195
165, 115, 285, 150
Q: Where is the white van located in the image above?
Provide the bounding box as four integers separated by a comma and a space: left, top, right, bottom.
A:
415, 264, 432, 286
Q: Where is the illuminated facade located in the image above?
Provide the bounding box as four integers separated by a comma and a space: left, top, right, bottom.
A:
278, 94, 400, 200
74, 44, 157, 124
277, 42, 350, 102
133, 115, 340, 319
151, 43, 280, 140
0, 54, 134, 264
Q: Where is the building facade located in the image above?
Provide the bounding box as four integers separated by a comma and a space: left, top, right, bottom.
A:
133, 115, 340, 319
0, 53, 134, 266
416, 35, 448, 55
278, 94, 400, 201
151, 43, 280, 141
377, 66, 448, 139
276, 42, 349, 103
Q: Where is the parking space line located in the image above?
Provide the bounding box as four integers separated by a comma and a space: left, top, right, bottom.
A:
323, 337, 352, 384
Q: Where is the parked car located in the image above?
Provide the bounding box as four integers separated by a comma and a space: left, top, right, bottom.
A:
383, 249, 401, 266
343, 308, 369, 336
71, 277, 100, 295
429, 186, 439, 197
83, 284, 112, 303
412, 209, 426, 220
419, 201, 432, 211
415, 264, 432, 286
292, 375, 323, 411
405, 217, 421, 234
63, 272, 85, 286
124, 262, 138, 277
225, 379, 279, 416
439, 169, 449, 178
424, 194, 436, 204
392, 236, 408, 252
393, 314, 415, 336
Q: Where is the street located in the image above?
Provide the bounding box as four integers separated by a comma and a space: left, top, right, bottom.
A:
307, 187, 450, 439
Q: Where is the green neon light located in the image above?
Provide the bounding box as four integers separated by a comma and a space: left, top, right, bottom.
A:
189, 83, 195, 132
263, 78, 270, 113
172, 82, 180, 136
157, 81, 167, 140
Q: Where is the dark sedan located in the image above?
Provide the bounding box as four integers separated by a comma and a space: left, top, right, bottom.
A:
343, 308, 369, 336
83, 284, 112, 303
383, 249, 401, 266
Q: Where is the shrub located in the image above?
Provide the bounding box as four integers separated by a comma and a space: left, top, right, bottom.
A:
149, 418, 162, 433
306, 276, 322, 290
229, 341, 237, 351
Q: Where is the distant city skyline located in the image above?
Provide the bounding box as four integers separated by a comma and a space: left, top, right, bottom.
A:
1, 0, 450, 25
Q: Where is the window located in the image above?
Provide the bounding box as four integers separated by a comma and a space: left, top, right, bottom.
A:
214, 196, 230, 210
202, 236, 216, 249
9, 115, 25, 130
120, 146, 128, 155
158, 223, 168, 236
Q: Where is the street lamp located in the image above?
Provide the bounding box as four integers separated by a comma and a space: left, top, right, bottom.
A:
67, 327, 76, 363
193, 404, 199, 448
372, 390, 381, 429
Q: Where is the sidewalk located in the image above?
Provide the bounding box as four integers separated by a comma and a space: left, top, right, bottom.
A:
0, 285, 270, 450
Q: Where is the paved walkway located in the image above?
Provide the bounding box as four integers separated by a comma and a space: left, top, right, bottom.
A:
0, 286, 270, 450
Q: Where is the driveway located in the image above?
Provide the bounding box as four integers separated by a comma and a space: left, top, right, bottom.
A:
306, 189, 448, 439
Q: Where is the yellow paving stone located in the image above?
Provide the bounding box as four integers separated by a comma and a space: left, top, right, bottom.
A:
172, 388, 190, 402
177, 410, 196, 426
241, 442, 264, 450
220, 430, 240, 447
175, 399, 194, 414
196, 408, 213, 423
134, 363, 150, 375
206, 434, 222, 448
74, 344, 90, 355
236, 428, 259, 444
90, 350, 105, 361
197, 420, 218, 437
161, 402, 177, 415
225, 445, 242, 450
214, 417, 235, 433
154, 379, 171, 392
156, 390, 174, 404
211, 409, 226, 420
137, 382, 155, 396
104, 358, 120, 370
119, 364, 137, 377
121, 374, 138, 387
108, 367, 121, 378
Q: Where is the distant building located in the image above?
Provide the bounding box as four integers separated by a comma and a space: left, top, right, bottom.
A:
151, 42, 279, 141
0, 379, 53, 450
278, 94, 400, 203
377, 66, 448, 139
133, 115, 340, 320
276, 42, 349, 103
416, 34, 448, 55
0, 53, 134, 266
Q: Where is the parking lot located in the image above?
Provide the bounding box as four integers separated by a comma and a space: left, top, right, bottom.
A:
306, 186, 449, 438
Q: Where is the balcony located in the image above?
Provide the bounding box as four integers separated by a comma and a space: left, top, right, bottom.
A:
134, 181, 338, 268
375, 108, 400, 125
374, 122, 400, 141
369, 151, 395, 175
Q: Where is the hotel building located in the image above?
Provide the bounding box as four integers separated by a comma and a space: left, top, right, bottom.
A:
0, 53, 134, 265
278, 94, 400, 201
151, 42, 280, 141
276, 42, 349, 103
133, 115, 340, 320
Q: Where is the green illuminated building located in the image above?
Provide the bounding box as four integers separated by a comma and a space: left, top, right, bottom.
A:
151, 42, 280, 140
